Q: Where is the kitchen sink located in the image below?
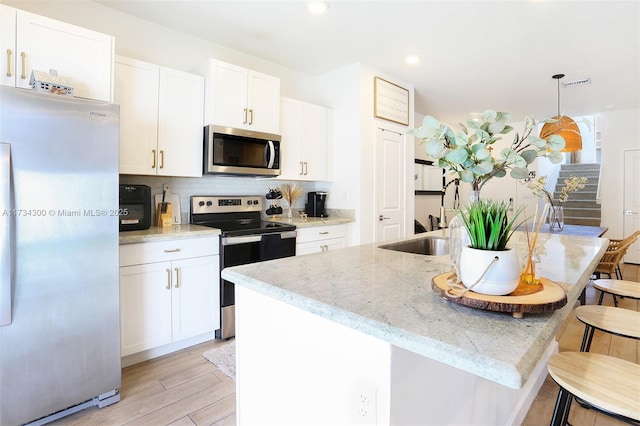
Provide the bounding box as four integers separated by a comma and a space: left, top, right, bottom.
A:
378, 236, 449, 256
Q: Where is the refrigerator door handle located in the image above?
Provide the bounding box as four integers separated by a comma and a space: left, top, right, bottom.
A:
0, 143, 11, 326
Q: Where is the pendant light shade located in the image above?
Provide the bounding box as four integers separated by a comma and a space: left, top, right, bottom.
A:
540, 74, 582, 152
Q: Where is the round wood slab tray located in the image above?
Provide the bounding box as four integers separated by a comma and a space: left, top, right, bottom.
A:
432, 273, 567, 318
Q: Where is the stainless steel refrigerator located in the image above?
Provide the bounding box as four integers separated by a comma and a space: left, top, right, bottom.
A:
0, 86, 121, 425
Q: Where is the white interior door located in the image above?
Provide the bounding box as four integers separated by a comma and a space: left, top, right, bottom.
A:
623, 150, 640, 264
375, 128, 405, 242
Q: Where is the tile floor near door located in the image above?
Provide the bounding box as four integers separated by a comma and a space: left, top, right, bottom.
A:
54, 264, 639, 426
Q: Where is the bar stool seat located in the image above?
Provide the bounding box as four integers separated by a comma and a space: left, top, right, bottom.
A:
575, 305, 640, 351
548, 352, 640, 425
592, 279, 640, 306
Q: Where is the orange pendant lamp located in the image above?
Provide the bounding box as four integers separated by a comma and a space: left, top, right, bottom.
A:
539, 74, 582, 152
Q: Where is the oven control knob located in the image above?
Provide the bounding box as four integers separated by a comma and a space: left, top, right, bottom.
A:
198, 201, 205, 207
206, 201, 213, 206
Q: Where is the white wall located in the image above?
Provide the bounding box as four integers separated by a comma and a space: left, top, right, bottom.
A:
599, 108, 640, 239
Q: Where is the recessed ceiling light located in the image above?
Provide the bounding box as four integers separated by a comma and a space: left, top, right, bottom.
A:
405, 55, 420, 65
308, 1, 329, 15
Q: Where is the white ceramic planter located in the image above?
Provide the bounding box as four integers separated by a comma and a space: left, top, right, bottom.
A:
459, 246, 520, 296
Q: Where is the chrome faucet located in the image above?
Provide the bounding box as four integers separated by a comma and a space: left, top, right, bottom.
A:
439, 178, 460, 228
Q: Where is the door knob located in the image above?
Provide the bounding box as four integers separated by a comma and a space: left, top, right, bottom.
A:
379, 215, 390, 221
626, 211, 639, 215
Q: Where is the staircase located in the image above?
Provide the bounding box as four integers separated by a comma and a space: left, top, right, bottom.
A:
553, 163, 601, 226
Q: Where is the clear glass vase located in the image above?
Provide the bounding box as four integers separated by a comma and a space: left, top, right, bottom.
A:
548, 204, 564, 232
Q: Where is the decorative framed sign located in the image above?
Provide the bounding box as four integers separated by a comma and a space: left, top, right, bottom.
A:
374, 76, 409, 126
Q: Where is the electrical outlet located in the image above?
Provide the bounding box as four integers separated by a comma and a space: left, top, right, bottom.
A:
358, 391, 375, 422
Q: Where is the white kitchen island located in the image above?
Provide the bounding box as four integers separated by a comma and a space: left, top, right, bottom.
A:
221, 230, 608, 425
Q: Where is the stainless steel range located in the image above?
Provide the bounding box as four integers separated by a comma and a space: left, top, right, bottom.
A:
190, 195, 296, 339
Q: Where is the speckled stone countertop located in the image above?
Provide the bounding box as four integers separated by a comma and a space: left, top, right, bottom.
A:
265, 216, 354, 228
119, 224, 220, 245
222, 230, 608, 389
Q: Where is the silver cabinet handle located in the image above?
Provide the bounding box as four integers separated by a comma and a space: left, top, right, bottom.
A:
319, 231, 329, 235
248, 109, 253, 125
6, 49, 12, 77
303, 162, 308, 175
163, 248, 182, 253
1, 144, 11, 326
165, 268, 171, 290
243, 108, 248, 124
159, 150, 165, 169
174, 267, 180, 288
152, 149, 157, 169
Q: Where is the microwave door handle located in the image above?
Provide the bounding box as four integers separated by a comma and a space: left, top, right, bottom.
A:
266, 140, 275, 168
0, 143, 11, 326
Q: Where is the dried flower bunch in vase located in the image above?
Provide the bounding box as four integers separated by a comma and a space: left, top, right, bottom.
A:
525, 175, 588, 231
279, 183, 303, 219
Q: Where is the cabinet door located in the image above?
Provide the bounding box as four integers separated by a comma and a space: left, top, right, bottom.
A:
157, 67, 204, 177
119, 262, 172, 357
247, 70, 280, 134
278, 97, 304, 180
0, 5, 16, 87
16, 10, 113, 101
210, 60, 248, 129
302, 102, 329, 181
171, 256, 219, 341
115, 56, 160, 175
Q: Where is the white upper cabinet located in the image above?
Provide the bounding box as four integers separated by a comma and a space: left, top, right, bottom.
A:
115, 56, 204, 177
0, 6, 114, 101
279, 97, 331, 181
201, 59, 280, 134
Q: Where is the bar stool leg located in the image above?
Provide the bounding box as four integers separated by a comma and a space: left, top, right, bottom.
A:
597, 290, 605, 305
580, 324, 595, 352
551, 387, 571, 426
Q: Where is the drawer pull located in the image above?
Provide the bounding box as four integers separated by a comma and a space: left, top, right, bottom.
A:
319, 231, 329, 235
163, 248, 182, 253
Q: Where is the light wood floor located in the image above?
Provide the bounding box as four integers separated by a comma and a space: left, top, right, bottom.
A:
53, 264, 639, 426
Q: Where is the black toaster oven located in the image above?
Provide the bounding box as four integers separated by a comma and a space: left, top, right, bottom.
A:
119, 184, 151, 231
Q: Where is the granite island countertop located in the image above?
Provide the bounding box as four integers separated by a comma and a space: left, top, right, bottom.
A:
222, 229, 608, 389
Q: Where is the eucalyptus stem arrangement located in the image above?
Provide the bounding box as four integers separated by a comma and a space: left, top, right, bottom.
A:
458, 199, 526, 251
408, 110, 569, 194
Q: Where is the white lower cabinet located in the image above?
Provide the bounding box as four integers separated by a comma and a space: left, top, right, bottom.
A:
119, 237, 219, 359
296, 224, 347, 255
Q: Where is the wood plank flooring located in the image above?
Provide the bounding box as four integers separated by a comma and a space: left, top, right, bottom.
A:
53, 264, 639, 426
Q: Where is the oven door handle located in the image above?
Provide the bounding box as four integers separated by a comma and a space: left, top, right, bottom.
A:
222, 230, 297, 246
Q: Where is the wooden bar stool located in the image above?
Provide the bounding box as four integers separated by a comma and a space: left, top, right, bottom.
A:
592, 279, 640, 307
574, 305, 640, 352
548, 352, 640, 425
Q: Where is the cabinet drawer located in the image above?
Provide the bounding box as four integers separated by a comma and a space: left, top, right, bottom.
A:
296, 224, 347, 243
296, 237, 345, 255
120, 237, 219, 266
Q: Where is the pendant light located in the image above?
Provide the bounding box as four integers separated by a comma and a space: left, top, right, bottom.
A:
539, 74, 582, 152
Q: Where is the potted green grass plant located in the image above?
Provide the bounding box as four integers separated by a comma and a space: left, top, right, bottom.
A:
456, 199, 526, 295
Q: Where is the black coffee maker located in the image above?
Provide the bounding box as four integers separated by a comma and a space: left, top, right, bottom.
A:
305, 191, 328, 217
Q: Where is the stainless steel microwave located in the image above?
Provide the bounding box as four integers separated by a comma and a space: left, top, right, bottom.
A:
203, 125, 281, 177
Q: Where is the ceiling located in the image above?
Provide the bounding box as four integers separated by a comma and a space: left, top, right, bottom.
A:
95, 0, 639, 125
